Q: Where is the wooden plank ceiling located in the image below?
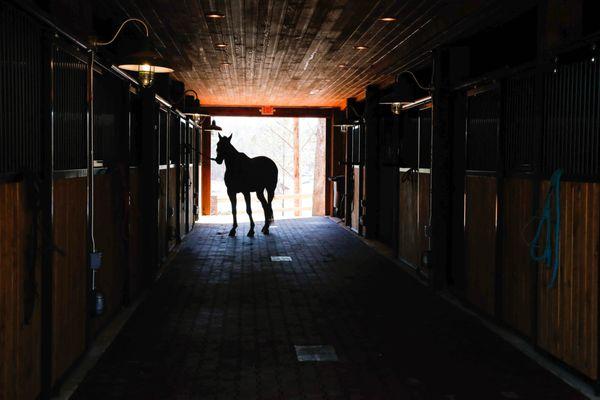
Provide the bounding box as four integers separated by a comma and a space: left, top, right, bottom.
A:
106, 0, 505, 107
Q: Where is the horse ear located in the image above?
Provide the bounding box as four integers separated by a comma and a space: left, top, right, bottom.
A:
228, 134, 233, 140
218, 133, 223, 139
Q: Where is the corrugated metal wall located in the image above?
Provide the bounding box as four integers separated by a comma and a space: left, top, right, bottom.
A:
53, 47, 87, 170
542, 58, 600, 180
0, 3, 42, 174
504, 73, 535, 175
466, 89, 500, 172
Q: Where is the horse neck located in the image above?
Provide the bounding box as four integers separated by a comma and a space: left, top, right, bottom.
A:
223, 145, 242, 169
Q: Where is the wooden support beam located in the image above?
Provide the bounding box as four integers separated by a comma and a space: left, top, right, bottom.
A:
431, 47, 469, 290
199, 107, 338, 118
201, 119, 212, 216
293, 118, 300, 217
364, 85, 380, 239
139, 88, 159, 277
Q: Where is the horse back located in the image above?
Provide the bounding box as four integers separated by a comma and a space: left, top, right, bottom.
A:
224, 155, 278, 192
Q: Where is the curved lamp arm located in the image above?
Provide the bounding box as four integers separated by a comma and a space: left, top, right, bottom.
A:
93, 18, 149, 47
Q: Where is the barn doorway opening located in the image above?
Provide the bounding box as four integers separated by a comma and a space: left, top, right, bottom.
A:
209, 117, 327, 220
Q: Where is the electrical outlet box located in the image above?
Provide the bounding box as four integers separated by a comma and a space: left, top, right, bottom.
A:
90, 251, 103, 270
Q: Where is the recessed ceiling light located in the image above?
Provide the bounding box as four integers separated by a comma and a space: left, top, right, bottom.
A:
379, 17, 397, 22
221, 62, 231, 66
206, 11, 225, 19
354, 45, 368, 50
338, 63, 348, 68
215, 43, 227, 48
309, 89, 320, 95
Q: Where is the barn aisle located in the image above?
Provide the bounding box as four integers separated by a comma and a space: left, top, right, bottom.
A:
72, 218, 583, 399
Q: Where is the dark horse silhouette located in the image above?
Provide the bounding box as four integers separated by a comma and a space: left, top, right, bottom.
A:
214, 133, 278, 237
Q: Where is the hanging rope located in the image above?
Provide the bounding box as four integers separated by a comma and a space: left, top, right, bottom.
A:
530, 169, 562, 288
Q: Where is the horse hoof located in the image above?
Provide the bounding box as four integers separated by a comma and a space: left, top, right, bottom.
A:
228, 229, 236, 237
247, 230, 255, 237
261, 226, 269, 235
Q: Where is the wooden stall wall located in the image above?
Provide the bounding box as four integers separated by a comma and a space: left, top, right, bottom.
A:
537, 181, 600, 379
464, 175, 498, 315
418, 172, 431, 275
168, 167, 177, 251
159, 168, 168, 261
189, 163, 195, 228
351, 167, 360, 232
0, 181, 42, 400
51, 177, 87, 384
500, 178, 536, 337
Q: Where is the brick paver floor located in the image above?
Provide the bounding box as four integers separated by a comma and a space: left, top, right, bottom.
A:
72, 217, 585, 399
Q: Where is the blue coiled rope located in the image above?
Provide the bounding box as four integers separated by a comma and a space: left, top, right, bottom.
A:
530, 169, 562, 288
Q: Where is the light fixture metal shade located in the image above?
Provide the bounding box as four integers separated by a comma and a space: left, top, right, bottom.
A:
380, 74, 425, 105
117, 36, 173, 73
379, 87, 410, 105
205, 120, 222, 132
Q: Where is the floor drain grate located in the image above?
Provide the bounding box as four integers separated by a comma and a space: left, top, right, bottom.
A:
294, 345, 338, 362
271, 256, 292, 262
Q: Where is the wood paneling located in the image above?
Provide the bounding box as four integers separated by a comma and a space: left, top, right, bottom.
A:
351, 166, 360, 231
464, 175, 497, 315
537, 181, 600, 379
158, 169, 167, 260
418, 172, 431, 274
398, 171, 419, 268
90, 174, 125, 335
201, 128, 211, 216
168, 167, 177, 250
101, 0, 517, 107
52, 177, 87, 385
0, 181, 41, 400
500, 178, 535, 337
397, 171, 430, 270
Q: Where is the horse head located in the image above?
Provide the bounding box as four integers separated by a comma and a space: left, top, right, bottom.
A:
214, 133, 234, 164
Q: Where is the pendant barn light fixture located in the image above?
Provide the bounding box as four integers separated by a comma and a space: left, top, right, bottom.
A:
380, 70, 433, 115
91, 18, 173, 87
206, 11, 225, 19
205, 120, 222, 132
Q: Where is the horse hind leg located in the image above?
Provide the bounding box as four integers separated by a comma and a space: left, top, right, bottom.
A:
256, 189, 270, 234
266, 186, 275, 223
243, 192, 255, 237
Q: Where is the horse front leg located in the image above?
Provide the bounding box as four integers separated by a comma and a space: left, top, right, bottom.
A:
243, 192, 255, 237
228, 190, 238, 237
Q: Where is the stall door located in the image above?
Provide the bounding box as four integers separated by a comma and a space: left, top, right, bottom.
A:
463, 87, 500, 315
378, 116, 400, 249
178, 119, 187, 239
347, 125, 364, 233
397, 107, 431, 275
157, 108, 169, 262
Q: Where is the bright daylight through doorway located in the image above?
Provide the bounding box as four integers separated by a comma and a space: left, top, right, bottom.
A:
209, 117, 327, 221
